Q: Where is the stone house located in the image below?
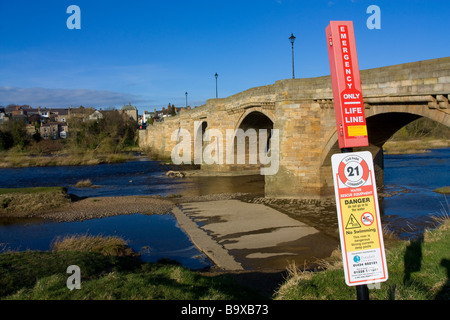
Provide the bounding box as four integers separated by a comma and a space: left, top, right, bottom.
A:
121, 103, 138, 121
40, 122, 68, 139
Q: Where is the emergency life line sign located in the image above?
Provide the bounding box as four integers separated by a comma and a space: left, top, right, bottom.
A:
331, 151, 388, 286
326, 21, 369, 149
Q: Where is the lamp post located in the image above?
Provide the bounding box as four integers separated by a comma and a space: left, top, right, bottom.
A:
185, 92, 188, 107
215, 72, 218, 98
289, 33, 296, 79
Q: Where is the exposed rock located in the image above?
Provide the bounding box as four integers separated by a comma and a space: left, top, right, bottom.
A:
166, 170, 185, 178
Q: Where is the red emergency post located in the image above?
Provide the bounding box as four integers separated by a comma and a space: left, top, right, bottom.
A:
326, 21, 369, 149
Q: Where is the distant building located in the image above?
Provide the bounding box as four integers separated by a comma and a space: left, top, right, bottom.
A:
40, 122, 68, 139
89, 110, 104, 121
68, 106, 95, 121
38, 107, 51, 118
26, 124, 37, 136
54, 109, 69, 122
0, 108, 6, 124
10, 106, 28, 122
121, 103, 138, 121
141, 111, 154, 124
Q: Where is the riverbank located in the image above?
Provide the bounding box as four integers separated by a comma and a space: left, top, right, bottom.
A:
274, 217, 450, 300
0, 189, 175, 221
0, 186, 250, 222
0, 150, 138, 168
0, 234, 262, 300
383, 138, 449, 154
1, 138, 448, 169
1, 187, 71, 217
0, 217, 448, 300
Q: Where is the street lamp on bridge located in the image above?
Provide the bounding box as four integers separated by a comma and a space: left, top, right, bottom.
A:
289, 33, 296, 79
215, 72, 218, 98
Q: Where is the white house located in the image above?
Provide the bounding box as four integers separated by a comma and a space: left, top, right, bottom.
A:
89, 110, 104, 121
142, 111, 154, 124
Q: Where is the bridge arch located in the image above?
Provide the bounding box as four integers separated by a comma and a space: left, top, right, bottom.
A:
234, 107, 275, 131
320, 106, 450, 193
193, 120, 208, 164
228, 110, 274, 172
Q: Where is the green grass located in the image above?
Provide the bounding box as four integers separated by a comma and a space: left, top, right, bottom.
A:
0, 150, 135, 168
274, 219, 450, 300
0, 186, 70, 215
0, 186, 67, 195
0, 251, 253, 300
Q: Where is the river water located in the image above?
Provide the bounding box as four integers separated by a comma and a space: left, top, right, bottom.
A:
380, 148, 449, 238
0, 148, 448, 269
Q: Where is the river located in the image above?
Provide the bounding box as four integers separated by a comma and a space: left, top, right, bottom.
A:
381, 148, 449, 239
0, 148, 448, 269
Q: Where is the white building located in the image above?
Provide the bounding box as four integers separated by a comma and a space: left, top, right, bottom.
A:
89, 110, 104, 121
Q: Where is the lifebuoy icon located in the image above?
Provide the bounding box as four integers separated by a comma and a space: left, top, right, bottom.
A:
338, 155, 370, 187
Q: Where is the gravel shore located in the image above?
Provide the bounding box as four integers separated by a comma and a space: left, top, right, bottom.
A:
10, 193, 250, 222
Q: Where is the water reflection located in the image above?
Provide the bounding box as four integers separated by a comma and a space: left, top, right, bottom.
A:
0, 214, 212, 270
179, 175, 265, 197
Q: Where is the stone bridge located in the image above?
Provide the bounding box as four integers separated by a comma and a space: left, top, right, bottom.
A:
139, 57, 450, 199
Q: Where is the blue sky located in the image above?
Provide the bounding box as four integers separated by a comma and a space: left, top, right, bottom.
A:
0, 0, 448, 114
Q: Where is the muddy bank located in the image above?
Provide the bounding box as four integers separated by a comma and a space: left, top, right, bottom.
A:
1, 195, 174, 222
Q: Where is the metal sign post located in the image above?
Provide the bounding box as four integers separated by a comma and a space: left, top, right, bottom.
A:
326, 21, 388, 300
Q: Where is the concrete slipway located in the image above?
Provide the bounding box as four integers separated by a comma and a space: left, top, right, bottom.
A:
173, 200, 338, 271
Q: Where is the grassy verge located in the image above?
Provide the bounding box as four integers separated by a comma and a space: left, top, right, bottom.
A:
0, 186, 71, 215
0, 235, 262, 300
274, 218, 450, 300
0, 150, 136, 168
0, 186, 66, 195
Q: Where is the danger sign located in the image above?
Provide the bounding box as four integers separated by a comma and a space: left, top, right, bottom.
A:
331, 151, 388, 286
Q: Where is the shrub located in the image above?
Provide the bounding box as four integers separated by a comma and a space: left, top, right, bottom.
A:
51, 235, 138, 257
